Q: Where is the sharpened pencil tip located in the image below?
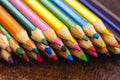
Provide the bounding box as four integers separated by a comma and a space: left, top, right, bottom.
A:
90, 51, 98, 58
6, 47, 11, 53
68, 35, 75, 43
32, 48, 39, 54
88, 46, 96, 52
22, 53, 29, 62
54, 38, 61, 46
82, 35, 89, 41
105, 52, 111, 57
114, 42, 120, 48
101, 42, 106, 48
16, 48, 23, 55
37, 55, 43, 63
41, 38, 48, 46
74, 44, 81, 51
80, 54, 88, 62
26, 40, 33, 48
61, 45, 66, 52
52, 55, 58, 61
103, 29, 112, 36
93, 33, 99, 39
67, 54, 73, 61
45, 47, 52, 54
8, 56, 14, 64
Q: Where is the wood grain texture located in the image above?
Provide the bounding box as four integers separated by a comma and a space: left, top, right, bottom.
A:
0, 0, 120, 80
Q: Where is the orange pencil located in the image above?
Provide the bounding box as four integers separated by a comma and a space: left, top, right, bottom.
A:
0, 5, 32, 48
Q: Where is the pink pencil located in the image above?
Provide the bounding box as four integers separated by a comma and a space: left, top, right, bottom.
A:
10, 0, 61, 46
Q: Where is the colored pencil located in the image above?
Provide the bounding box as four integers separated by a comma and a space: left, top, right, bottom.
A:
10, 0, 61, 46
79, 0, 120, 35
62, 39, 81, 51
23, 0, 75, 43
90, 0, 120, 23
95, 46, 110, 56
51, 0, 99, 39
55, 49, 73, 61
36, 42, 58, 61
108, 46, 120, 54
26, 50, 43, 63
0, 25, 24, 55
77, 38, 96, 52
18, 48, 29, 62
0, 6, 33, 48
0, 49, 14, 64
64, 0, 112, 36
77, 38, 98, 58
39, 0, 88, 41
49, 38, 68, 52
20, 39, 40, 54
0, 0, 48, 45
0, 30, 11, 53
51, 44, 73, 61
49, 38, 74, 61
69, 48, 88, 62
105, 24, 120, 42
34, 42, 52, 55
101, 34, 120, 48
90, 34, 106, 48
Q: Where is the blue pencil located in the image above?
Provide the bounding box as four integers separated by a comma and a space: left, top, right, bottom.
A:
79, 0, 120, 35
51, 0, 99, 39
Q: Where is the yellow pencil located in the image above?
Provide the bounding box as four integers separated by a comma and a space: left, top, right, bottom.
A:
23, 0, 75, 43
101, 34, 120, 48
65, 0, 111, 35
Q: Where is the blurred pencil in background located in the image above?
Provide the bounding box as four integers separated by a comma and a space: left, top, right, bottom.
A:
79, 0, 120, 35
90, 0, 120, 24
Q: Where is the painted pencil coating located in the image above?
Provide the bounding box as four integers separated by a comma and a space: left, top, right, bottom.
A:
1, 0, 48, 45
10, 0, 61, 46
64, 0, 112, 35
52, 0, 89, 26
23, 0, 75, 42
52, 0, 99, 39
39, 0, 88, 40
79, 0, 120, 35
0, 5, 32, 48
0, 25, 25, 55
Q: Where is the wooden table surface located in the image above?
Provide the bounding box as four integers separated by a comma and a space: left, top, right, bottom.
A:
0, 0, 120, 80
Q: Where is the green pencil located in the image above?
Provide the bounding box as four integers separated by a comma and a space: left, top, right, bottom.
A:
0, 0, 48, 45
39, 0, 88, 41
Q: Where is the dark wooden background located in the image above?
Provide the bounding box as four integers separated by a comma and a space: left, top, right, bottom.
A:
0, 0, 120, 80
